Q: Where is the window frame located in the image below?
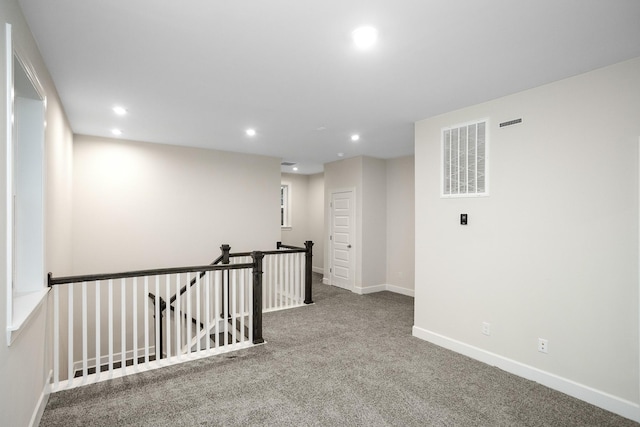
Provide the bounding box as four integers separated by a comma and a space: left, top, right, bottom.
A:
5, 24, 49, 346
280, 182, 292, 229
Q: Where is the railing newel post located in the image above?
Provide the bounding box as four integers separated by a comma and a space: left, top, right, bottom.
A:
276, 241, 282, 250
48, 272, 53, 287
221, 244, 231, 264
221, 245, 231, 319
304, 240, 314, 304
251, 251, 265, 344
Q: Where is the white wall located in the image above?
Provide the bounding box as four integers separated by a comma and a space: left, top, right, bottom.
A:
307, 173, 324, 273
0, 0, 74, 425
361, 156, 387, 289
386, 156, 415, 294
324, 155, 405, 292
280, 172, 325, 273
414, 57, 640, 420
73, 135, 281, 274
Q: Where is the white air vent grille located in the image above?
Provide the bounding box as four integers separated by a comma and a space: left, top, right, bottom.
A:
442, 120, 488, 197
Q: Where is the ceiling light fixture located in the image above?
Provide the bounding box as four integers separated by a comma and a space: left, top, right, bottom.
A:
246, 128, 256, 137
337, 152, 344, 157
113, 106, 127, 116
111, 129, 123, 136
352, 26, 378, 49
293, 167, 298, 171
351, 134, 360, 142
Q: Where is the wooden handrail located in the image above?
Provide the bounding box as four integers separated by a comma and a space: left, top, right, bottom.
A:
48, 262, 252, 287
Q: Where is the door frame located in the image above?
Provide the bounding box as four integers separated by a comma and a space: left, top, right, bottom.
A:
327, 187, 356, 291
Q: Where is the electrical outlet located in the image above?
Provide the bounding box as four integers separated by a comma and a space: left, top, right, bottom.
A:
482, 322, 491, 336
538, 338, 548, 353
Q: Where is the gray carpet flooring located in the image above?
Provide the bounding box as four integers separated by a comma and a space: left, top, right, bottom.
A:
40, 275, 637, 426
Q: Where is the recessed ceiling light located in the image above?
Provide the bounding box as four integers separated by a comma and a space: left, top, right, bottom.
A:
337, 152, 344, 157
111, 129, 123, 136
113, 106, 127, 116
351, 134, 360, 142
293, 167, 299, 171
246, 128, 256, 137
352, 26, 378, 49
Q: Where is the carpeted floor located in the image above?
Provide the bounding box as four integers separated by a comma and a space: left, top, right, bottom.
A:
40, 275, 637, 426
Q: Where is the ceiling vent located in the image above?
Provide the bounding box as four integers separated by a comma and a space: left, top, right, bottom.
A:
281, 162, 296, 166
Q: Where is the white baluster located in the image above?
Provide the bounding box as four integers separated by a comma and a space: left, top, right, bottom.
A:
223, 270, 228, 347
262, 256, 268, 310
82, 281, 88, 381
68, 283, 74, 387
239, 268, 245, 344
95, 280, 101, 381
285, 253, 290, 308
195, 271, 201, 354
215, 270, 221, 351
175, 273, 181, 359
278, 253, 284, 309
133, 277, 138, 369
165, 274, 171, 361
186, 272, 191, 356
269, 255, 275, 310
155, 276, 160, 363
121, 278, 126, 375
108, 279, 113, 377
248, 266, 253, 344
205, 271, 211, 352
298, 252, 302, 303
231, 269, 237, 347
53, 285, 59, 388
144, 276, 149, 366
293, 253, 298, 304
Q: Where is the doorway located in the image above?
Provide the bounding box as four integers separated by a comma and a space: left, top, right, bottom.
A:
329, 189, 355, 290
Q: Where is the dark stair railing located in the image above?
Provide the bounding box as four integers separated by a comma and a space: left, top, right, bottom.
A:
47, 260, 259, 383
149, 241, 313, 359
46, 241, 313, 390
277, 240, 314, 305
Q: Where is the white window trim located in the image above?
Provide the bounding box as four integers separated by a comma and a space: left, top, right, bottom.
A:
440, 118, 490, 198
281, 182, 292, 229
6, 24, 49, 346
5, 24, 11, 346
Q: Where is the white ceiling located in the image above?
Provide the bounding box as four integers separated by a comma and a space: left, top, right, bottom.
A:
18, 0, 640, 174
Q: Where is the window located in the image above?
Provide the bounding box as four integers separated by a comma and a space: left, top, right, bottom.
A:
6, 24, 48, 345
281, 183, 291, 228
442, 119, 488, 197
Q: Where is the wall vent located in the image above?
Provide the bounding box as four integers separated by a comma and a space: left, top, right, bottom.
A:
442, 119, 488, 197
281, 161, 296, 166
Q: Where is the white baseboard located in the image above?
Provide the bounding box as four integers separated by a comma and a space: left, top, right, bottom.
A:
353, 283, 415, 297
312, 266, 323, 274
73, 346, 156, 374
30, 370, 52, 427
385, 284, 415, 297
412, 326, 640, 423
320, 279, 414, 298
354, 284, 386, 295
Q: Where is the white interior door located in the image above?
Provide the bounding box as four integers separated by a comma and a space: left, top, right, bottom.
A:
330, 190, 354, 290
